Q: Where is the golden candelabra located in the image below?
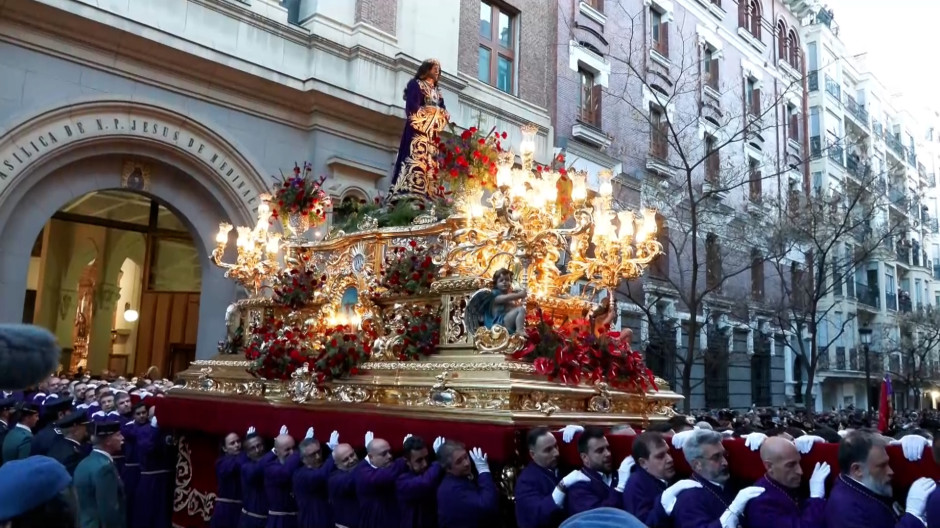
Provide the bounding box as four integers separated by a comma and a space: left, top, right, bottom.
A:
211, 194, 282, 296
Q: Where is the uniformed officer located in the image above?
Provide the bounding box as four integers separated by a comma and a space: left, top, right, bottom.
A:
0, 396, 15, 450
47, 408, 91, 474
74, 420, 126, 528
32, 394, 74, 456
1, 401, 39, 464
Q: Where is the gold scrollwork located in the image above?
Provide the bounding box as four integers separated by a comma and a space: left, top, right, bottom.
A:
445, 295, 469, 344
173, 436, 216, 521
587, 382, 612, 413
428, 372, 464, 407
473, 325, 527, 355
359, 361, 535, 373
430, 276, 487, 293
519, 391, 562, 416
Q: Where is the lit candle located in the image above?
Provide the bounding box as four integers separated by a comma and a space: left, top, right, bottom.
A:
236, 226, 252, 249
542, 171, 560, 202
598, 169, 613, 198
496, 151, 514, 188
617, 211, 635, 241
266, 234, 280, 255
520, 125, 537, 157
570, 171, 588, 202
216, 222, 232, 245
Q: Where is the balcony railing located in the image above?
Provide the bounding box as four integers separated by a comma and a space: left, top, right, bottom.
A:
808, 71, 819, 92
825, 75, 841, 100
844, 95, 869, 127
856, 282, 880, 309
810, 136, 822, 158
886, 292, 898, 311
845, 156, 870, 179
828, 143, 844, 165
889, 188, 908, 208
908, 151, 917, 167
874, 178, 887, 195
818, 350, 830, 370
899, 293, 912, 313
897, 246, 910, 264
886, 134, 905, 158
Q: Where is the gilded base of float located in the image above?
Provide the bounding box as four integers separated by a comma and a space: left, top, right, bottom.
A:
172, 351, 681, 426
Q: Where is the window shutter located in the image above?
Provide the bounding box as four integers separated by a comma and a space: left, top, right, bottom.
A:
753, 88, 761, 115
661, 22, 669, 56
595, 0, 605, 12
711, 58, 719, 87
738, 0, 747, 27
592, 82, 602, 124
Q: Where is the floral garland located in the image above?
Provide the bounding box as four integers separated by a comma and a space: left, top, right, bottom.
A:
379, 240, 441, 296
272, 162, 331, 226
513, 308, 657, 392
244, 316, 311, 380
272, 267, 327, 310
311, 324, 376, 383
391, 304, 441, 361
435, 125, 508, 192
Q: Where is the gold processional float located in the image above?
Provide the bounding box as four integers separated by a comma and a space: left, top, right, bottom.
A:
173, 124, 682, 426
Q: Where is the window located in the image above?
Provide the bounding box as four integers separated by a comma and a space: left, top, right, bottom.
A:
704, 326, 729, 408
710, 0, 722, 5
751, 334, 772, 406
776, 20, 788, 62
808, 42, 818, 71
705, 134, 720, 184
651, 9, 669, 57
791, 263, 807, 310
703, 47, 719, 90
651, 214, 670, 279
578, 69, 601, 125
751, 249, 764, 301
787, 29, 800, 69
787, 104, 800, 142
583, 0, 604, 11
749, 157, 762, 202
650, 107, 668, 160
739, 0, 762, 39
706, 233, 722, 290
746, 78, 760, 116
478, 2, 515, 93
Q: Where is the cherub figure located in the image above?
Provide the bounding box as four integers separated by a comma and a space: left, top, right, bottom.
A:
465, 268, 528, 336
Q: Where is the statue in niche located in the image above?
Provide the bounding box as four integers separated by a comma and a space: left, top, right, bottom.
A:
388, 59, 450, 203
121, 161, 151, 191
340, 287, 359, 320
465, 268, 528, 336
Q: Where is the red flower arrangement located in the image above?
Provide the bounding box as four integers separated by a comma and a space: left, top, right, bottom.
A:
311, 323, 376, 384
272, 162, 331, 226
391, 304, 441, 361
272, 267, 327, 310
244, 316, 312, 380
513, 308, 657, 392
379, 240, 441, 297
435, 125, 508, 192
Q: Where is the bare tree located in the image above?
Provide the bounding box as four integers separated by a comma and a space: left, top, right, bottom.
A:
882, 309, 940, 409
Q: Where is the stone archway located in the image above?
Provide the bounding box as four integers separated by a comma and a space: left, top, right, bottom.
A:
0, 100, 271, 361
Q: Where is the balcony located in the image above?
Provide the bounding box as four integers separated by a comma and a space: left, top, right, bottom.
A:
828, 143, 844, 166
899, 292, 912, 313
844, 95, 869, 128
929, 174, 937, 188
907, 151, 917, 167
818, 350, 830, 370
810, 136, 822, 158
856, 282, 880, 309
886, 134, 905, 159
845, 156, 870, 179
889, 188, 908, 209
886, 291, 898, 311
897, 245, 910, 265
934, 264, 940, 280
874, 178, 887, 195
825, 75, 841, 101
808, 71, 819, 92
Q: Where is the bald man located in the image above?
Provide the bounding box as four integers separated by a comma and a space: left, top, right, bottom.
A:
742, 436, 829, 528
240, 432, 276, 528
328, 442, 361, 528
264, 434, 302, 527
356, 436, 407, 528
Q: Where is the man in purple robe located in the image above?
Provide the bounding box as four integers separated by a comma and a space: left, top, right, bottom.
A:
515, 427, 588, 528
622, 431, 699, 528
131, 414, 175, 528
328, 441, 361, 528
743, 436, 828, 528
293, 429, 337, 528
120, 402, 150, 526
356, 432, 408, 528
566, 427, 630, 516
396, 434, 445, 528
824, 430, 934, 528
670, 429, 764, 528
210, 430, 244, 528
436, 441, 498, 528
264, 431, 302, 528
240, 430, 277, 528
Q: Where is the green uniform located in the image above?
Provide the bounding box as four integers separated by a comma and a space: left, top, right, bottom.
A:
74, 449, 127, 528
1, 424, 32, 464
47, 435, 88, 475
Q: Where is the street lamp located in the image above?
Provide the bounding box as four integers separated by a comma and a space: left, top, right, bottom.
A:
860, 329, 872, 410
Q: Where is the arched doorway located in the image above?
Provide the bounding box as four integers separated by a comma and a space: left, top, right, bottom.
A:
25, 189, 203, 378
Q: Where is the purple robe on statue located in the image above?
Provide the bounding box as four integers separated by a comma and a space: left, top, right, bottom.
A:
566, 468, 622, 517
131, 424, 175, 528
436, 472, 499, 528
396, 461, 444, 528
211, 453, 245, 528
514, 462, 565, 528
292, 456, 335, 528
672, 476, 737, 528
239, 452, 276, 528
622, 467, 671, 528
742, 475, 825, 528
389, 77, 448, 201
328, 464, 362, 528
927, 489, 940, 528
356, 457, 408, 528
263, 452, 302, 528
824, 476, 925, 528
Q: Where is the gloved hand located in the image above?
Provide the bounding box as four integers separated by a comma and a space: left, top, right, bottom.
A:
303, 427, 313, 440
433, 436, 445, 454
327, 430, 339, 450
403, 433, 413, 445
743, 432, 767, 451
365, 431, 374, 447
890, 435, 931, 461
552, 470, 590, 506
808, 462, 830, 498
720, 430, 734, 437
279, 425, 288, 436
615, 456, 635, 492
469, 447, 490, 474
905, 477, 936, 520
794, 435, 824, 454
720, 487, 765, 528
660, 479, 702, 515
247, 426, 256, 436
559, 425, 584, 443
672, 430, 696, 450
150, 416, 158, 428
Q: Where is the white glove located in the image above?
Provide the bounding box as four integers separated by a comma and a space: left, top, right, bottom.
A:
615, 456, 635, 492
743, 432, 767, 451
150, 416, 158, 428
247, 426, 256, 436
808, 462, 830, 499
403, 433, 413, 445
672, 430, 696, 450
279, 425, 288, 436
720, 487, 765, 528
837, 429, 848, 438
305, 427, 314, 440
890, 435, 931, 461
559, 425, 584, 443
794, 435, 824, 454
905, 477, 936, 520
660, 479, 702, 515
365, 431, 374, 447
327, 430, 339, 450
553, 470, 590, 506
721, 430, 734, 437
469, 447, 490, 474
433, 436, 445, 454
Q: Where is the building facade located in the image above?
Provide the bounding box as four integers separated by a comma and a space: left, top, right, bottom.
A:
0, 0, 554, 376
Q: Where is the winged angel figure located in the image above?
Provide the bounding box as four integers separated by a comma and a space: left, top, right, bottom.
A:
464, 268, 528, 337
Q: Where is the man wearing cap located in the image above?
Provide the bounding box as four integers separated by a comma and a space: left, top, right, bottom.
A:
47, 408, 91, 474
74, 420, 127, 528
2, 401, 39, 463
0, 455, 76, 527
0, 395, 14, 450
32, 394, 74, 456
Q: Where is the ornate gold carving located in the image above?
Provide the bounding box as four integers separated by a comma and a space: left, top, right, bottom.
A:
289, 363, 314, 403
430, 276, 487, 293
173, 436, 216, 521
499, 465, 521, 501
519, 391, 561, 416
428, 372, 464, 407
191, 359, 251, 368
359, 361, 535, 373
357, 216, 379, 231
473, 325, 527, 355
445, 295, 469, 344
588, 382, 612, 413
